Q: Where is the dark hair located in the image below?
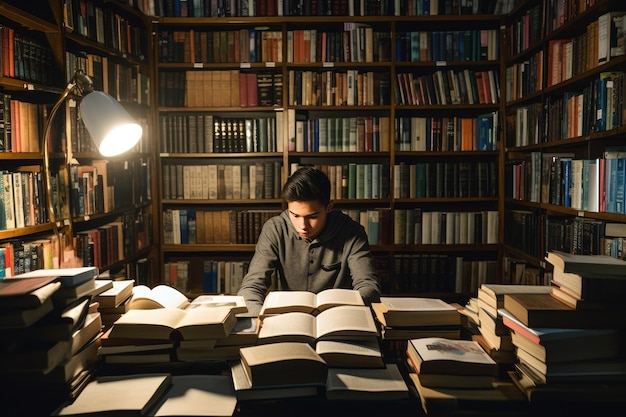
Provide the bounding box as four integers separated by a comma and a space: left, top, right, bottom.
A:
281, 167, 331, 205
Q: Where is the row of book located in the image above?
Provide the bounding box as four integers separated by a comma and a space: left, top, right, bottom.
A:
504, 210, 626, 261
394, 160, 498, 199
289, 70, 391, 106
160, 70, 283, 108
395, 113, 499, 152
63, 0, 149, 59
1, 168, 46, 231
0, 24, 57, 86
163, 208, 281, 245
0, 93, 46, 153
290, 115, 390, 153
547, 12, 626, 88
145, 0, 505, 17
66, 50, 151, 107
161, 161, 282, 201
395, 29, 499, 63
391, 209, 499, 245
378, 253, 497, 296
396, 69, 499, 106
504, 50, 543, 103
164, 259, 252, 294
159, 29, 283, 64
160, 113, 282, 154
507, 150, 626, 214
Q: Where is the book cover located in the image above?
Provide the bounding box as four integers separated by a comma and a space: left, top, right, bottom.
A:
407, 337, 498, 376
325, 363, 409, 401
371, 297, 460, 327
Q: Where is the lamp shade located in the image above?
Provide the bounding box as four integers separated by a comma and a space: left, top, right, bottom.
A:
79, 91, 143, 157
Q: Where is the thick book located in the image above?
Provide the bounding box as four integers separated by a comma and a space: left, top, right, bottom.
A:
548, 258, 626, 301
0, 338, 70, 374
144, 375, 237, 417
257, 305, 378, 345
545, 250, 626, 276
0, 296, 54, 328
15, 266, 98, 288
477, 284, 553, 317
108, 307, 237, 341
325, 363, 409, 401
239, 341, 328, 388
51, 373, 172, 416
94, 280, 134, 308
214, 316, 259, 347
371, 297, 460, 327
230, 359, 320, 401
0, 276, 60, 309
407, 337, 498, 376
502, 293, 626, 328
407, 350, 495, 389
315, 339, 384, 368
258, 288, 364, 318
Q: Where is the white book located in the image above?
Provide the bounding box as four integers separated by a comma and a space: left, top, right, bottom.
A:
12, 172, 25, 229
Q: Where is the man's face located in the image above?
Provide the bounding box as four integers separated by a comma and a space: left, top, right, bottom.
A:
287, 200, 332, 240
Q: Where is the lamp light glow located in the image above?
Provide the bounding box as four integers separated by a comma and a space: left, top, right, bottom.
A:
79, 90, 143, 156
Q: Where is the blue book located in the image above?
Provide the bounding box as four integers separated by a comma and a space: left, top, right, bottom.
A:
15, 267, 98, 288
616, 158, 626, 214
595, 77, 607, 132
562, 159, 572, 207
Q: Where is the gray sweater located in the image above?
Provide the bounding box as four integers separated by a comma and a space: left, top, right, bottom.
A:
237, 209, 381, 316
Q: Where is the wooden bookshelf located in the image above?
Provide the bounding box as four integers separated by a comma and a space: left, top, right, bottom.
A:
152, 2, 505, 297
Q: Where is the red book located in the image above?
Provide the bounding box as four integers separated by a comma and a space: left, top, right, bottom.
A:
246, 73, 258, 106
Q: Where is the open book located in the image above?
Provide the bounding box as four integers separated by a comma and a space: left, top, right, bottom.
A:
259, 288, 365, 318
257, 305, 378, 345
108, 307, 237, 341
128, 285, 248, 314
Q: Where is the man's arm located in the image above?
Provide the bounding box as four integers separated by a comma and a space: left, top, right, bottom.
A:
237, 221, 279, 316
347, 229, 382, 305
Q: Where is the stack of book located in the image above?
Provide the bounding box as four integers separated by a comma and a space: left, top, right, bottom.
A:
406, 337, 526, 414
371, 297, 462, 360
102, 300, 238, 366
231, 341, 328, 401
93, 279, 135, 327
0, 268, 105, 414
503, 251, 626, 403
474, 283, 553, 370
256, 288, 384, 368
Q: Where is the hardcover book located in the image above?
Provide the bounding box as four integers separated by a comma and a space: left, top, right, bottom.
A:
371, 297, 460, 327
325, 363, 409, 401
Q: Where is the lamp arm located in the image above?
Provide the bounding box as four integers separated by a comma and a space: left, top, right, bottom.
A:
43, 80, 76, 266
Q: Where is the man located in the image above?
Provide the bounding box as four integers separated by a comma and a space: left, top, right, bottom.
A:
237, 167, 381, 316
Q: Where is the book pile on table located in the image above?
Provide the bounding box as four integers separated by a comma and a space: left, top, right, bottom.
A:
101, 299, 239, 366
473, 283, 553, 371
406, 337, 526, 414
0, 267, 105, 415
371, 296, 462, 360
231, 289, 410, 401
503, 251, 626, 403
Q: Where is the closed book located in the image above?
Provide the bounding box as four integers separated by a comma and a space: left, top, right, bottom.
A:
94, 280, 134, 309
371, 297, 460, 328
15, 267, 98, 288
315, 339, 384, 369
0, 278, 61, 309
502, 293, 626, 328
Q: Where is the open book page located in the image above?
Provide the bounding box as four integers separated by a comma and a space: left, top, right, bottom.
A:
315, 288, 364, 311
257, 312, 317, 344
260, 291, 318, 316
316, 305, 378, 340
130, 285, 190, 309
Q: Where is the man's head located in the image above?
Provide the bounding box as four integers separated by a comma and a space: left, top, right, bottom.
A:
281, 167, 333, 240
